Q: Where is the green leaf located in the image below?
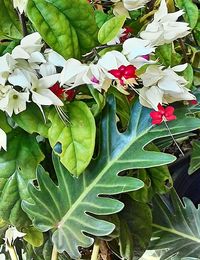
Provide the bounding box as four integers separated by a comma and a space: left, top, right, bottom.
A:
27, 0, 98, 59
182, 64, 194, 89
0, 130, 44, 227
48, 101, 96, 176
0, 111, 11, 133
188, 141, 200, 175
0, 0, 22, 39
175, 0, 199, 29
95, 10, 113, 28
155, 44, 182, 67
13, 104, 50, 137
150, 190, 200, 259
118, 196, 152, 259
88, 85, 106, 117
22, 96, 200, 258
108, 87, 131, 129
23, 227, 44, 247
98, 15, 126, 44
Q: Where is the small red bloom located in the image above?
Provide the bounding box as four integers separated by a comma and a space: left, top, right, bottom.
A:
190, 100, 198, 105
120, 27, 133, 43
50, 82, 64, 98
150, 103, 176, 125
50, 82, 76, 101
108, 64, 137, 85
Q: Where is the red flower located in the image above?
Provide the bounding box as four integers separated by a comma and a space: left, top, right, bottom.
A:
50, 82, 76, 101
120, 26, 133, 43
50, 82, 64, 98
108, 64, 137, 85
150, 103, 176, 125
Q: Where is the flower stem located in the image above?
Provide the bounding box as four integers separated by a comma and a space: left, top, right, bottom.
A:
17, 10, 28, 37
178, 39, 188, 63
7, 244, 18, 260
91, 238, 100, 260
51, 245, 58, 260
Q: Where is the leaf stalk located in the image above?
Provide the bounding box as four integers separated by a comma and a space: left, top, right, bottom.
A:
91, 238, 100, 260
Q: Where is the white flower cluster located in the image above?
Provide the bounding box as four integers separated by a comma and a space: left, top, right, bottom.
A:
0, 0, 194, 151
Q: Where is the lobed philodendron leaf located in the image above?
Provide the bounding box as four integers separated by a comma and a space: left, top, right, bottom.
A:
27, 0, 98, 59
150, 190, 200, 259
48, 101, 96, 176
0, 130, 44, 227
22, 96, 200, 259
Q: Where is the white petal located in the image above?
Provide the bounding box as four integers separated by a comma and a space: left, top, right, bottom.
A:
172, 63, 188, 72
0, 128, 7, 151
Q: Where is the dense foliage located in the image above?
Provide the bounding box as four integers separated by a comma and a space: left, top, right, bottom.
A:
0, 0, 199, 259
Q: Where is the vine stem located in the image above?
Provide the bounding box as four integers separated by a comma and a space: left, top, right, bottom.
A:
7, 244, 18, 260
91, 239, 100, 260
51, 245, 58, 260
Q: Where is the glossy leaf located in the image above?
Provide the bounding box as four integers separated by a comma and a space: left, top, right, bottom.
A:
22, 96, 200, 258
155, 44, 182, 67
0, 130, 44, 227
0, 0, 22, 39
0, 111, 11, 133
13, 104, 50, 137
189, 141, 200, 175
23, 227, 44, 247
98, 15, 126, 44
48, 101, 96, 176
150, 190, 200, 259
175, 0, 199, 29
27, 0, 98, 59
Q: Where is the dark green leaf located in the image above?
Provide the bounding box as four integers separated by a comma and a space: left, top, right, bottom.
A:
27, 0, 98, 59
150, 190, 200, 259
189, 141, 200, 175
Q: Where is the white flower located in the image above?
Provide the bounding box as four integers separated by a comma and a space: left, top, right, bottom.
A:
0, 87, 29, 117
0, 128, 7, 151
112, 0, 151, 16
29, 74, 63, 107
98, 50, 129, 77
0, 54, 16, 85
60, 58, 88, 88
123, 0, 151, 11
140, 0, 190, 46
139, 64, 196, 109
13, 0, 28, 13
112, 1, 130, 19
122, 37, 155, 68
39, 49, 65, 77
12, 32, 43, 62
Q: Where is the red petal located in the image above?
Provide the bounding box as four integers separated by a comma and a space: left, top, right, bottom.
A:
152, 118, 163, 125
50, 82, 64, 98
190, 100, 198, 105
108, 69, 122, 79
65, 89, 76, 101
157, 103, 165, 114
118, 65, 126, 73
123, 65, 136, 79
166, 115, 176, 122
150, 111, 162, 119
164, 106, 174, 116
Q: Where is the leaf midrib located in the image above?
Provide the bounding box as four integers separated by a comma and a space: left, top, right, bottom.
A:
152, 223, 200, 243
58, 125, 151, 227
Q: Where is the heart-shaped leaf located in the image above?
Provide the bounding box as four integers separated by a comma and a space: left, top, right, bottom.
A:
27, 0, 98, 59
